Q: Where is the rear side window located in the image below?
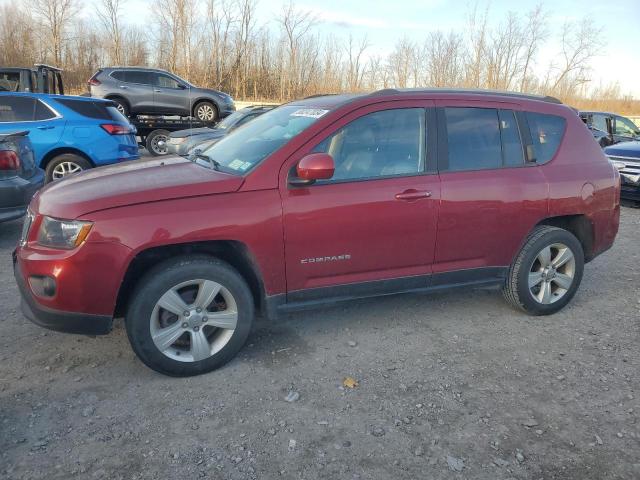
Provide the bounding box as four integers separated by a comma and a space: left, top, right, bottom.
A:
111, 71, 127, 82
0, 96, 36, 122
445, 107, 502, 171
526, 112, 566, 164
55, 98, 126, 121
126, 71, 152, 85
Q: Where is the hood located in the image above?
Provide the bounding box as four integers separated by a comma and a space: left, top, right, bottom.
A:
170, 127, 217, 139
604, 141, 640, 158
33, 156, 244, 219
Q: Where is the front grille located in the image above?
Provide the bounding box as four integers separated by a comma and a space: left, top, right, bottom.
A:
608, 156, 640, 176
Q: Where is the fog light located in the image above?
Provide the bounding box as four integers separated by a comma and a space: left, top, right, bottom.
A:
29, 276, 57, 298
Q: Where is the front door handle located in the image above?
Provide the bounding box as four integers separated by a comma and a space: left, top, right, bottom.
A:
395, 189, 432, 201
154, 89, 161, 92
119, 85, 129, 89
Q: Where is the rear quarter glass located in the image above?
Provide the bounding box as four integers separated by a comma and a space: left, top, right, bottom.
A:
526, 112, 566, 164
55, 98, 129, 122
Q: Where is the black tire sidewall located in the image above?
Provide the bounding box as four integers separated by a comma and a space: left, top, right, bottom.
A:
516, 229, 584, 315
111, 97, 129, 117
125, 257, 254, 377
45, 154, 92, 183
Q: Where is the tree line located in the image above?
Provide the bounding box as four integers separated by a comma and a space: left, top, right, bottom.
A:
0, 0, 637, 113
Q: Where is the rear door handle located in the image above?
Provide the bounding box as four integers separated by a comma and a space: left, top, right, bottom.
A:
154, 89, 161, 92
36, 125, 54, 130
395, 189, 432, 201
119, 85, 129, 89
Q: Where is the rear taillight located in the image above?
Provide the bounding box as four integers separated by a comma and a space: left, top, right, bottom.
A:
0, 150, 20, 171
88, 78, 101, 86
101, 124, 132, 135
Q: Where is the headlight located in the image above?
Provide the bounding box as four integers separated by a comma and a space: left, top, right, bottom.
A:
37, 216, 93, 249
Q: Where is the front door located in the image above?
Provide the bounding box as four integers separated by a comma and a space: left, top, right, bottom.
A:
151, 72, 189, 116
279, 102, 440, 300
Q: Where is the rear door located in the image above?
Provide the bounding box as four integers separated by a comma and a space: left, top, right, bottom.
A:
279, 101, 441, 298
150, 72, 189, 116
433, 100, 549, 279
112, 70, 154, 113
0, 95, 65, 167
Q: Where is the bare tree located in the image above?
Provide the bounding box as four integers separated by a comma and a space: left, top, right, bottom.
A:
345, 34, 370, 91
520, 4, 548, 91
32, 0, 80, 65
424, 31, 464, 87
547, 17, 602, 96
97, 0, 126, 65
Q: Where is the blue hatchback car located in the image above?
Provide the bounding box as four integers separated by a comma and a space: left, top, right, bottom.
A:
0, 93, 139, 182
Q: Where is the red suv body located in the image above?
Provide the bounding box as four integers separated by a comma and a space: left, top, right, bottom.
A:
13, 89, 620, 376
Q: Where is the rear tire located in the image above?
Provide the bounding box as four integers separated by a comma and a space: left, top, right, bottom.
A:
503, 225, 584, 315
145, 129, 171, 156
45, 154, 92, 183
109, 97, 129, 117
125, 256, 254, 376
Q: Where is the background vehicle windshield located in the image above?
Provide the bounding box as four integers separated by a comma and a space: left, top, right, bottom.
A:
216, 109, 245, 130
201, 105, 328, 174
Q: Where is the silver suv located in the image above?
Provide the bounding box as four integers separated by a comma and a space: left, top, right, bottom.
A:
88, 67, 235, 122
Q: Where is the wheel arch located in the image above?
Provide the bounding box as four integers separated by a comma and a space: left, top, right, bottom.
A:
191, 97, 220, 117
41, 147, 95, 170
536, 214, 595, 261
114, 240, 266, 318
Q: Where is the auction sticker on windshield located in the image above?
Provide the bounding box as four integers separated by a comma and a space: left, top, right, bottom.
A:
291, 109, 329, 118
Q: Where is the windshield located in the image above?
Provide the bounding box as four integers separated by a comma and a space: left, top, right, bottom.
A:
200, 105, 329, 174
216, 109, 247, 130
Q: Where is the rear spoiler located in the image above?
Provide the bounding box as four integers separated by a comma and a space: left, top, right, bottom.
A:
0, 130, 30, 139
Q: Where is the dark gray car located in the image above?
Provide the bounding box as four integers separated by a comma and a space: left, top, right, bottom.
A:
167, 105, 274, 156
0, 131, 44, 222
88, 67, 235, 122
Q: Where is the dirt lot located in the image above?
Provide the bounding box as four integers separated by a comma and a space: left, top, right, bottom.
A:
0, 206, 638, 480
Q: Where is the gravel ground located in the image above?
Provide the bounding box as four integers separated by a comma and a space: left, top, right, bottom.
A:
0, 206, 638, 480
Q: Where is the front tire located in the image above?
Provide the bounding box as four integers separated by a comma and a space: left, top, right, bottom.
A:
194, 101, 218, 122
125, 256, 254, 376
503, 226, 584, 315
45, 154, 92, 182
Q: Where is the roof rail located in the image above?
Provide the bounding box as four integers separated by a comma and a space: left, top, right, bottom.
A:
34, 64, 63, 72
369, 87, 563, 104
303, 93, 340, 99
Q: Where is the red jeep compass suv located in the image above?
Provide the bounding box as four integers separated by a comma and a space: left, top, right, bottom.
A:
13, 89, 620, 376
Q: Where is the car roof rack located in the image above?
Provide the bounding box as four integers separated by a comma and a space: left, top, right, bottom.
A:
369, 88, 563, 104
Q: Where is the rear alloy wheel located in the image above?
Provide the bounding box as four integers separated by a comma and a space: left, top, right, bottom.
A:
110, 98, 129, 117
503, 225, 584, 315
45, 154, 92, 183
126, 256, 254, 376
194, 101, 218, 122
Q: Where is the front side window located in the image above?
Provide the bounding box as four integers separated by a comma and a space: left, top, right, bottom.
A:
445, 107, 502, 171
526, 112, 566, 164
200, 105, 327, 174
311, 108, 425, 181
614, 116, 639, 137
0, 96, 36, 122
155, 74, 181, 89
591, 114, 608, 133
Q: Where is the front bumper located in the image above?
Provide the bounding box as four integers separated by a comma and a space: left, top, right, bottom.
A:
620, 173, 640, 201
13, 253, 113, 335
0, 169, 45, 222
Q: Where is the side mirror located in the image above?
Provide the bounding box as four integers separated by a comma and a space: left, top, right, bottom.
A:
290, 153, 335, 186
178, 84, 188, 90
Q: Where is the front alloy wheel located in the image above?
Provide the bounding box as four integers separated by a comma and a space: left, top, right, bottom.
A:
126, 256, 254, 376
151, 279, 238, 362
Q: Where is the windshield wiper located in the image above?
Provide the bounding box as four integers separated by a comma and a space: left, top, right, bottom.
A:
189, 150, 220, 171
